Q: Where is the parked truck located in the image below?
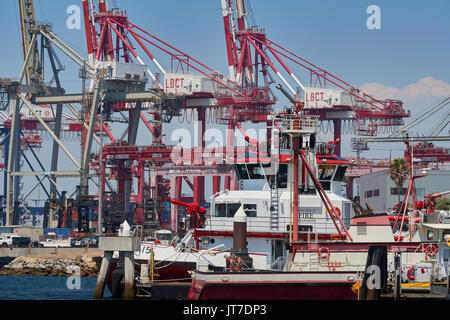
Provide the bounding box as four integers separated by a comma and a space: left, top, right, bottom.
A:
0, 234, 31, 247
11, 236, 31, 247
38, 232, 71, 248
0, 234, 15, 247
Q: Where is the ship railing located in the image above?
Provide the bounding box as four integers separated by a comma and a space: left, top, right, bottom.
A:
413, 243, 424, 254
269, 256, 287, 271
280, 115, 320, 135
205, 215, 351, 234
412, 242, 437, 259
196, 243, 226, 272
131, 225, 143, 239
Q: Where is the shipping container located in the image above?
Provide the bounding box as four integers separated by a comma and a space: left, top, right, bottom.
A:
13, 227, 43, 241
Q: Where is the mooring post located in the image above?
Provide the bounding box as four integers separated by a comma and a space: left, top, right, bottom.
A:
369, 246, 387, 300
360, 246, 387, 300
93, 250, 113, 299
227, 205, 253, 270
446, 264, 449, 298
94, 236, 140, 300
394, 250, 402, 300
123, 251, 135, 300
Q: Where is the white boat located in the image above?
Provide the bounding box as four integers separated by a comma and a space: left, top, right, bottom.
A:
133, 115, 450, 288
133, 116, 355, 277
135, 114, 448, 281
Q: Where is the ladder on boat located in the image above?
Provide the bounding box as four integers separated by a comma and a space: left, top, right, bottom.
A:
269, 127, 280, 230
270, 173, 279, 230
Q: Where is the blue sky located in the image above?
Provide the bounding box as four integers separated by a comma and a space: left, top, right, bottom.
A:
1, 0, 449, 89
0, 0, 449, 201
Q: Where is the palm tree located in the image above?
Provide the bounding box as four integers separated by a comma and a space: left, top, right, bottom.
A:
388, 158, 409, 205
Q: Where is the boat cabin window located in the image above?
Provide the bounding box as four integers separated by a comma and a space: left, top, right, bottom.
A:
234, 163, 287, 189
227, 203, 241, 217
215, 203, 226, 217
248, 164, 266, 179
235, 164, 250, 180
318, 165, 335, 190
234, 163, 267, 180
155, 231, 172, 241
215, 203, 240, 217
318, 165, 335, 180
277, 164, 288, 188
243, 204, 257, 217
334, 165, 347, 182
214, 203, 257, 217
444, 231, 450, 240
266, 164, 288, 189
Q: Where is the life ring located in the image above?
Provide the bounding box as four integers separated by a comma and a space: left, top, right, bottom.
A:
328, 207, 341, 218
406, 266, 416, 281
334, 207, 341, 218
424, 244, 438, 258
326, 207, 341, 218
318, 247, 330, 260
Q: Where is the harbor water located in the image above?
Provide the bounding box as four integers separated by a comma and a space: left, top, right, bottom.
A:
0, 275, 112, 300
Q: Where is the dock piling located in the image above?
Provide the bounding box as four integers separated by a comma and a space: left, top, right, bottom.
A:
93, 250, 112, 299
93, 236, 140, 299
360, 246, 387, 300
393, 251, 402, 300
446, 265, 449, 298
123, 251, 135, 300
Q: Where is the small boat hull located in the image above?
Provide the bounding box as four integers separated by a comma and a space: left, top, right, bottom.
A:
188, 270, 358, 300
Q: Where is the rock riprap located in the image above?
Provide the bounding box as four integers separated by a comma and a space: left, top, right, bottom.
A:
0, 255, 99, 277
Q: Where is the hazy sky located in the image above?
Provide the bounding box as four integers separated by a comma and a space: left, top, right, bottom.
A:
0, 0, 449, 202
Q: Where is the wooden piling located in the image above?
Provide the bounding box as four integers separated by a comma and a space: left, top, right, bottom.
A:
93, 236, 141, 300
93, 250, 113, 299
393, 251, 402, 300
123, 251, 135, 300
360, 246, 388, 300
446, 268, 449, 298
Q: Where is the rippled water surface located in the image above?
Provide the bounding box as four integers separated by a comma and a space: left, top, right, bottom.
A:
0, 275, 112, 300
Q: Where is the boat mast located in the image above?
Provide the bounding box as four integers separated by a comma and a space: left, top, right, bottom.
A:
279, 109, 353, 242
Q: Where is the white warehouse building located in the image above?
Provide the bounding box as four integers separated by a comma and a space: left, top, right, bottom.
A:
359, 169, 450, 212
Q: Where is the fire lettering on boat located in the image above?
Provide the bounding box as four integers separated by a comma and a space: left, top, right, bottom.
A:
298, 207, 320, 221
183, 304, 217, 317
